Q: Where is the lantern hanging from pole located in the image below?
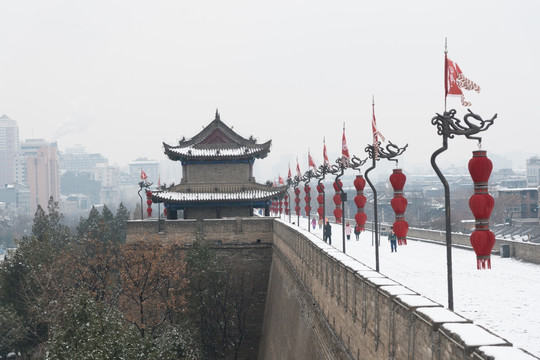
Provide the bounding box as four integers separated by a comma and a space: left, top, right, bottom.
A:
468, 150, 495, 269
284, 195, 289, 215
304, 185, 311, 217
333, 179, 342, 224
353, 175, 367, 231
146, 190, 153, 219
317, 183, 324, 220
278, 199, 283, 215
390, 169, 408, 245
294, 188, 301, 216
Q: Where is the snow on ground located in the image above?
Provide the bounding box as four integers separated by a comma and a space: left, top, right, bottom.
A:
286, 216, 540, 358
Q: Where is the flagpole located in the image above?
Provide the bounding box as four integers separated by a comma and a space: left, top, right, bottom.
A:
444, 38, 448, 112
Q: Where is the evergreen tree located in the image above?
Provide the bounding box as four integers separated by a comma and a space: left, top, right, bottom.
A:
114, 203, 130, 243
47, 292, 148, 360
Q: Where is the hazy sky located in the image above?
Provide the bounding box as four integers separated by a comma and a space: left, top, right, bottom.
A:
1, 1, 539, 182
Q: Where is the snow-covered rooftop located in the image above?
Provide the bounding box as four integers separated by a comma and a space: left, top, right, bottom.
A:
153, 188, 283, 203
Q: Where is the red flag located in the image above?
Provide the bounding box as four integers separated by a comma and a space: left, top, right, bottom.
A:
140, 169, 147, 181
323, 139, 329, 167
342, 126, 350, 166
296, 158, 301, 178
372, 99, 385, 159
288, 164, 292, 180
308, 151, 317, 172
445, 53, 480, 107
279, 176, 284, 185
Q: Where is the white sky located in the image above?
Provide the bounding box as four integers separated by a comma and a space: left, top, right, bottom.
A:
1, 1, 539, 181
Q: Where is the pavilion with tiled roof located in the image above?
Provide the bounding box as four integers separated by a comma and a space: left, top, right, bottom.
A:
151, 110, 286, 220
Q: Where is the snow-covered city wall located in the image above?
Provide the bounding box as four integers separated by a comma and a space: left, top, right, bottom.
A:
259, 219, 537, 360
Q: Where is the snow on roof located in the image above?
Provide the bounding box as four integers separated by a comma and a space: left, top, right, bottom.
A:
442, 323, 508, 347
154, 188, 283, 202
167, 145, 267, 158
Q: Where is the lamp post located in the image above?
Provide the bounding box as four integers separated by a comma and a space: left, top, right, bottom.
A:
286, 177, 293, 223
364, 141, 407, 272
137, 180, 152, 220
430, 109, 496, 310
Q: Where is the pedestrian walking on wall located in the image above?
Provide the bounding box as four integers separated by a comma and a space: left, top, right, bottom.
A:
354, 224, 361, 241
389, 226, 397, 252
345, 222, 352, 240
318, 217, 323, 229
311, 217, 317, 230
324, 221, 332, 244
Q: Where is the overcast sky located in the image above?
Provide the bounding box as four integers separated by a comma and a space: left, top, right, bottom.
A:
1, 1, 539, 182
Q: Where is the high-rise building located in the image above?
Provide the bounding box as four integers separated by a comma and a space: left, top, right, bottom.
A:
0, 115, 19, 185
129, 158, 160, 185
23, 140, 60, 211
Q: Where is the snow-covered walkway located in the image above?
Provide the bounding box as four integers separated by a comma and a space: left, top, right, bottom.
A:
285, 216, 540, 358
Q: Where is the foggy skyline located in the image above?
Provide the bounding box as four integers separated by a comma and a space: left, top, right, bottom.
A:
1, 1, 539, 182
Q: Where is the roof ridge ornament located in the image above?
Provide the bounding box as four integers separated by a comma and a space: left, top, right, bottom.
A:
215, 108, 220, 121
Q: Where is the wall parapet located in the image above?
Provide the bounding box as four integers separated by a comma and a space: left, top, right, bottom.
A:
260, 219, 537, 360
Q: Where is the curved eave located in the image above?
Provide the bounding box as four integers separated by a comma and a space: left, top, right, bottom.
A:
163, 140, 271, 162
150, 187, 287, 204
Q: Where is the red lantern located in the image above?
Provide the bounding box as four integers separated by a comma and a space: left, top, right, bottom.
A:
393, 220, 409, 245
390, 169, 408, 245
468, 150, 495, 269
317, 195, 324, 204
146, 190, 152, 198
316, 183, 325, 192
355, 213, 367, 228
304, 185, 311, 194
294, 188, 301, 195
317, 207, 324, 217
163, 208, 167, 216
353, 175, 367, 231
333, 180, 343, 192
334, 208, 342, 223
389, 170, 406, 191
469, 150, 493, 183
295, 206, 301, 215
470, 231, 496, 269
146, 199, 152, 206
391, 197, 407, 215
147, 207, 152, 217
354, 176, 366, 191
333, 193, 341, 205
294, 197, 301, 204
305, 205, 311, 214
354, 195, 366, 209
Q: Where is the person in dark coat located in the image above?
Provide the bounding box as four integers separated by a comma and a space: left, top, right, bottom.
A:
354, 224, 361, 240
324, 221, 332, 244
389, 226, 397, 252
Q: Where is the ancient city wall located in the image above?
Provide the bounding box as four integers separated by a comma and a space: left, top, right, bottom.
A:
127, 218, 536, 359
260, 219, 535, 360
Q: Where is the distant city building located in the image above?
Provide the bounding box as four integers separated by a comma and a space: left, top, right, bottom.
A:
23, 141, 60, 212
526, 156, 540, 187
0, 115, 19, 186
497, 188, 538, 225
129, 158, 159, 185
60, 145, 108, 173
